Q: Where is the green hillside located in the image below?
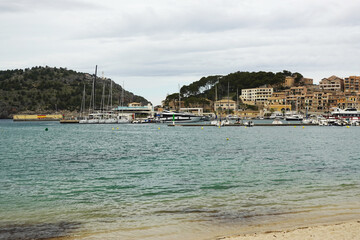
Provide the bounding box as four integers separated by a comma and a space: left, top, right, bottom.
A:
164, 70, 302, 107
0, 66, 149, 118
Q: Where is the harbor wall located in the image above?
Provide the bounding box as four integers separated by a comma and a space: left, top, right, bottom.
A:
13, 114, 63, 121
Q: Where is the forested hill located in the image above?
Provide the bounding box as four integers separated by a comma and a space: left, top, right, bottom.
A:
164, 70, 303, 105
0, 66, 149, 118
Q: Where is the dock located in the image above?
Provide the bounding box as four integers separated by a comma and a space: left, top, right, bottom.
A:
13, 114, 63, 121
60, 120, 79, 124
168, 123, 318, 127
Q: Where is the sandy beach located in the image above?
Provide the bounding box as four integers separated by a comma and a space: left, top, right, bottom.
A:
219, 220, 360, 240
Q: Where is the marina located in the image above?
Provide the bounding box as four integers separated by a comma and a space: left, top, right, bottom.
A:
168, 123, 318, 127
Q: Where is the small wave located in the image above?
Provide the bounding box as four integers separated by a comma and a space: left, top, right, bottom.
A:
200, 184, 238, 190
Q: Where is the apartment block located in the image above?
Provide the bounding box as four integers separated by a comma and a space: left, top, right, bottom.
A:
344, 76, 360, 93
214, 98, 236, 111
319, 76, 344, 91
240, 87, 273, 105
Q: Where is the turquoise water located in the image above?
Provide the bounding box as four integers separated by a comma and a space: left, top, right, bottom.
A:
0, 120, 360, 240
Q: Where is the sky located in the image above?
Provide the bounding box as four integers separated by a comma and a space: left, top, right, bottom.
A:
1, 0, 360, 105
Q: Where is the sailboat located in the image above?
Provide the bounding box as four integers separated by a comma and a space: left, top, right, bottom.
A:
117, 82, 131, 123
87, 65, 100, 124
98, 78, 107, 124
105, 79, 118, 124
79, 84, 88, 124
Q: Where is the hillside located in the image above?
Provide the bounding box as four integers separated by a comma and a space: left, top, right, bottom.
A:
164, 70, 302, 107
0, 66, 149, 118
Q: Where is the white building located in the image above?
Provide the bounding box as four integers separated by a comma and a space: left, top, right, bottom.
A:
240, 88, 273, 105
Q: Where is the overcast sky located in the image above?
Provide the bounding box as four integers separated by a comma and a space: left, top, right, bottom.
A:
1, 0, 360, 105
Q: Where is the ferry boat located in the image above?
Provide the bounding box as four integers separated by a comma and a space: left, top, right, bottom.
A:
331, 108, 360, 119
156, 111, 202, 123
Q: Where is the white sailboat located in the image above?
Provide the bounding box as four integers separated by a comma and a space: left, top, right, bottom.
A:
105, 79, 119, 124
117, 82, 131, 124
79, 84, 88, 124
84, 65, 99, 124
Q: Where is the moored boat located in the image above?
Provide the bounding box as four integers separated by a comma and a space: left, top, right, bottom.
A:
285, 114, 304, 121
157, 111, 201, 123
272, 118, 283, 124
331, 108, 360, 119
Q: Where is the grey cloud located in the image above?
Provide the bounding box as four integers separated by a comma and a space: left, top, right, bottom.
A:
78, 0, 360, 41
1, 0, 360, 105
0, 0, 101, 13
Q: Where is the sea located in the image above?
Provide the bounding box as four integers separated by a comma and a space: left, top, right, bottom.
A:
0, 119, 359, 240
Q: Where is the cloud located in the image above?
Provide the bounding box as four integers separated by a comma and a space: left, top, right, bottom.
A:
0, 0, 101, 13
1, 0, 360, 104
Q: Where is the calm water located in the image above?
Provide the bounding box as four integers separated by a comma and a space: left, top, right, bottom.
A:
0, 120, 360, 240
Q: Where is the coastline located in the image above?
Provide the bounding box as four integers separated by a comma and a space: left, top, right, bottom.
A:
219, 220, 360, 240
47, 219, 360, 240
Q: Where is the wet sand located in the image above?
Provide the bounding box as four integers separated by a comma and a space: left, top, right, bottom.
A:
219, 220, 360, 240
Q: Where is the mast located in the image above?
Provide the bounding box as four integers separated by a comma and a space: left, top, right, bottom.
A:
101, 78, 106, 112
93, 65, 97, 111
178, 84, 181, 111
110, 80, 113, 111
227, 81, 230, 115
89, 65, 97, 113
236, 88, 239, 113
215, 83, 218, 112
122, 81, 124, 114
80, 84, 86, 118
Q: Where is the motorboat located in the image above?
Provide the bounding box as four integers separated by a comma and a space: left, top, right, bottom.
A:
272, 118, 283, 124
79, 119, 88, 124
350, 117, 360, 126
269, 113, 283, 119
157, 111, 202, 123
244, 121, 254, 127
285, 114, 304, 121
104, 118, 118, 124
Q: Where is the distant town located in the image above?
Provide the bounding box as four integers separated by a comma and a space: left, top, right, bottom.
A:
161, 75, 360, 119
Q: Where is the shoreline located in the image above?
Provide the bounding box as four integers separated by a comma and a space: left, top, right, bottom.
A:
46, 219, 360, 240
219, 219, 360, 240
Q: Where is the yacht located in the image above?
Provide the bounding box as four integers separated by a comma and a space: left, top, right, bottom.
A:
331, 108, 360, 119
269, 113, 283, 119
157, 111, 202, 123
285, 114, 304, 121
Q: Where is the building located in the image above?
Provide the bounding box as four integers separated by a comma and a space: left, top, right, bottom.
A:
113, 103, 154, 118
319, 76, 344, 91
288, 86, 307, 96
128, 102, 142, 107
240, 87, 273, 105
299, 78, 313, 86
179, 108, 203, 115
167, 100, 185, 111
237, 110, 260, 118
214, 98, 236, 112
344, 76, 360, 94
309, 92, 332, 112
265, 98, 291, 111
284, 76, 295, 87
